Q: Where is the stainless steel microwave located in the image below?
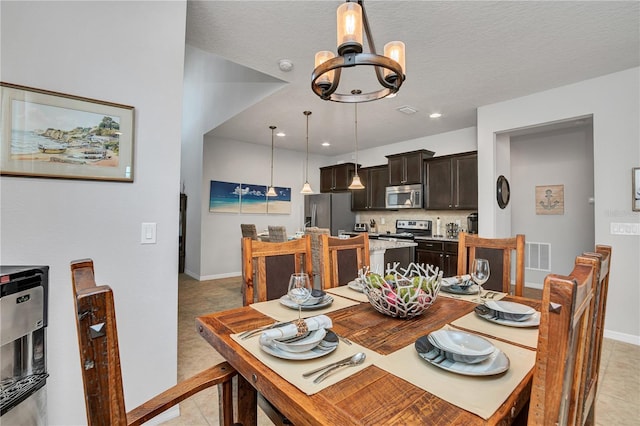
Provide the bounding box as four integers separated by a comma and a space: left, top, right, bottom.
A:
385, 184, 423, 209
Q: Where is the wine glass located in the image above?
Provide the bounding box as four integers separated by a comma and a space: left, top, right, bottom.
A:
287, 273, 313, 325
471, 259, 490, 298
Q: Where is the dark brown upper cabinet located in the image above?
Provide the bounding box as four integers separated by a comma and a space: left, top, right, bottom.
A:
386, 149, 435, 185
424, 151, 478, 210
351, 165, 388, 210
320, 163, 358, 193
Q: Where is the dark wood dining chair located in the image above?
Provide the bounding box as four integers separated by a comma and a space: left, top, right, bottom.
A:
240, 236, 313, 425
319, 233, 370, 289
70, 259, 238, 426
240, 223, 258, 240
528, 253, 597, 425
457, 231, 525, 296
577, 245, 612, 425
241, 235, 313, 305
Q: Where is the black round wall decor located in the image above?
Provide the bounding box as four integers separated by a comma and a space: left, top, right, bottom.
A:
497, 175, 510, 209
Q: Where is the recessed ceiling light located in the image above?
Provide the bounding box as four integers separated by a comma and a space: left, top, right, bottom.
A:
322, 142, 330, 147
429, 113, 442, 118
397, 105, 417, 115
276, 132, 286, 137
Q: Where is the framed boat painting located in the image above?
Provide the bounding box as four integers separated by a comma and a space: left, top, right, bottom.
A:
0, 82, 135, 182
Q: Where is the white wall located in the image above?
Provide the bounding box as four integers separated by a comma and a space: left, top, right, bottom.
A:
1, 2, 186, 424
510, 123, 595, 286
478, 67, 640, 344
182, 46, 286, 278
200, 136, 327, 279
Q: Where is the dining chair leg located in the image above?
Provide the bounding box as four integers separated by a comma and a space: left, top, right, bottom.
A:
219, 379, 234, 426
237, 374, 258, 426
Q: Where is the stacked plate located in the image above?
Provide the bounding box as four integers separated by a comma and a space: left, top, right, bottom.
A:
279, 290, 334, 310
260, 328, 339, 360
347, 278, 365, 293
475, 300, 540, 327
440, 275, 477, 295
414, 329, 509, 376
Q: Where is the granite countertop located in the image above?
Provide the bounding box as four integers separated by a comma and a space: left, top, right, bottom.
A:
414, 236, 459, 242
370, 239, 417, 252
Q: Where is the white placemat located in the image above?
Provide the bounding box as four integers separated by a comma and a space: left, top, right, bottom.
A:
450, 310, 539, 350
325, 285, 369, 303
231, 332, 381, 395
250, 295, 361, 322
374, 326, 536, 420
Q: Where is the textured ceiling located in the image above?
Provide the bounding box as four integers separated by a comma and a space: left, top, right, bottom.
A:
186, 1, 639, 155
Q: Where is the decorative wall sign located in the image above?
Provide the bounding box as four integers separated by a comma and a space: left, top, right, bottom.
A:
1, 82, 134, 182
209, 180, 291, 214
536, 185, 564, 215
633, 167, 640, 212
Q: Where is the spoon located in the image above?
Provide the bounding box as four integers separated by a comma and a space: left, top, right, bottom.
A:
312, 352, 366, 384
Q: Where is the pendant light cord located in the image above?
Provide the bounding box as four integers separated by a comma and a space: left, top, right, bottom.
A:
354, 101, 359, 176
270, 125, 276, 188
305, 113, 310, 180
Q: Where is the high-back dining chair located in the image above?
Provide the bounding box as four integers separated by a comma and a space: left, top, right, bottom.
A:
241, 235, 313, 305
528, 254, 597, 425
576, 245, 612, 425
304, 227, 331, 288
241, 223, 258, 240
267, 225, 288, 243
319, 233, 370, 289
70, 259, 237, 426
457, 232, 525, 296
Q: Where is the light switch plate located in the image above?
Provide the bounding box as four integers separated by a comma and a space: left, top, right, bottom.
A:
610, 222, 640, 235
141, 222, 157, 244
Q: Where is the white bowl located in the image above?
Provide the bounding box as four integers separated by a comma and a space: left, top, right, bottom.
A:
484, 300, 535, 322
428, 330, 494, 364
272, 328, 326, 353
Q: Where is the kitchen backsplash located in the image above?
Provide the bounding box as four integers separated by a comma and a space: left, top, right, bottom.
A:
357, 210, 476, 236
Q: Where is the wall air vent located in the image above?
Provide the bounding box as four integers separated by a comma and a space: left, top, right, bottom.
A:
525, 242, 551, 271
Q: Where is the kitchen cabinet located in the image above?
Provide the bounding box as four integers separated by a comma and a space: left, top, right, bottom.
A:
386, 149, 434, 185
320, 163, 357, 193
416, 239, 458, 277
351, 165, 388, 210
424, 151, 477, 210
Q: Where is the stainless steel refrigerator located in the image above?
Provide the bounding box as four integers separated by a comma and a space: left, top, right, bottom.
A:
304, 193, 355, 236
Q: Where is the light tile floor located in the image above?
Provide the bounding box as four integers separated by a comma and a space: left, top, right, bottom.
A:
163, 275, 640, 425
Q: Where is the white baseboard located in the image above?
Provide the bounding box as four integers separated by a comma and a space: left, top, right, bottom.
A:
199, 272, 242, 281
603, 329, 640, 346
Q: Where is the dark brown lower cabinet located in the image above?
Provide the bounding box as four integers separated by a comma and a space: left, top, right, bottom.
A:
416, 239, 458, 277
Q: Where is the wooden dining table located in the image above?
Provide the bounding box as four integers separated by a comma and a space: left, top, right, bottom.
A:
196, 293, 541, 425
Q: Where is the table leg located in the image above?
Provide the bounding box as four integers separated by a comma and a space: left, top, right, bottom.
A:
237, 374, 257, 426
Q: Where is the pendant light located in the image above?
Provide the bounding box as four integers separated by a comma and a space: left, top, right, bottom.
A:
348, 90, 365, 190
266, 125, 277, 197
300, 111, 314, 194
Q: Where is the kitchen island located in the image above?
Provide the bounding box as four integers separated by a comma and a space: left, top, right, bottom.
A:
369, 239, 417, 274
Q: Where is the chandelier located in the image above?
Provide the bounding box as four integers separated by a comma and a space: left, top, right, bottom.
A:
312, 0, 406, 103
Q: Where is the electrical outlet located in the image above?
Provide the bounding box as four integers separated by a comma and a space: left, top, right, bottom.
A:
610, 222, 640, 235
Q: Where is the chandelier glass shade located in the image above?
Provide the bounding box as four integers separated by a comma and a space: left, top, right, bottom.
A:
312, 0, 406, 103
267, 125, 277, 197
300, 111, 314, 194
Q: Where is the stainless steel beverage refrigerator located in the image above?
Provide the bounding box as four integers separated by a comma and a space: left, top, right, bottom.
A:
304, 193, 355, 236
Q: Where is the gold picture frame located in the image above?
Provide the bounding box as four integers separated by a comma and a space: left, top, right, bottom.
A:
1, 82, 134, 182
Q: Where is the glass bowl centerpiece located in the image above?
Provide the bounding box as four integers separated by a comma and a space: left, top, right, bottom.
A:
361, 263, 442, 318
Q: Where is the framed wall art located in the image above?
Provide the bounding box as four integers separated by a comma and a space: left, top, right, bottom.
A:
536, 184, 564, 215
0, 82, 134, 182
633, 167, 640, 212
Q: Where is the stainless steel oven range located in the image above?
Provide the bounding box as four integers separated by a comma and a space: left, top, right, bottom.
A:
0, 265, 49, 425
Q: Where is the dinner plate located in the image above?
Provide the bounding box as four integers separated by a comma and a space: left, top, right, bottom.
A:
484, 300, 536, 321
441, 276, 473, 288
440, 282, 479, 295
474, 305, 541, 328
427, 330, 494, 364
279, 294, 334, 310
272, 328, 327, 353
347, 280, 364, 293
414, 336, 510, 376
260, 330, 339, 360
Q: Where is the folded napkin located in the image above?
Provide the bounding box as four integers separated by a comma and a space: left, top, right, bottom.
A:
442, 275, 472, 286
259, 315, 333, 347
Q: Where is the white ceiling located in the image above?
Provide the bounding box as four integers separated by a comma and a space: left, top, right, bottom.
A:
186, 1, 639, 155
